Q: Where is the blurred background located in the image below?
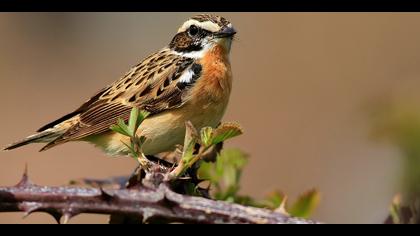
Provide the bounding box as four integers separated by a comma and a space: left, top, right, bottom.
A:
2, 13, 420, 224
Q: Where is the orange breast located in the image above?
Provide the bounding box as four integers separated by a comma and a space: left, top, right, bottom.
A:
191, 44, 232, 103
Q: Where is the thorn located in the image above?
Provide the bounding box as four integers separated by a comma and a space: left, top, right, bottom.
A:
62, 214, 71, 224
46, 211, 63, 224
100, 187, 115, 202
16, 163, 33, 187
21, 203, 42, 219
24, 162, 28, 175
275, 195, 290, 216
22, 212, 31, 219
142, 211, 154, 223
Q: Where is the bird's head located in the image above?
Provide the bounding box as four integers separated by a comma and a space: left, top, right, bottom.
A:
169, 14, 236, 58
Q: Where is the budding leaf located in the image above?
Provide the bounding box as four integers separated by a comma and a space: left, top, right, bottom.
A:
200, 127, 214, 147
212, 123, 243, 145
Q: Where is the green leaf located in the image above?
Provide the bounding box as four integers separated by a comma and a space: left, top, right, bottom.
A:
138, 110, 150, 125
197, 148, 248, 201
110, 118, 131, 137
110, 125, 126, 136
219, 149, 248, 170
200, 127, 214, 147
197, 162, 216, 182
111, 108, 149, 138
128, 108, 150, 136
128, 107, 140, 136
117, 118, 128, 129
289, 189, 320, 218
212, 123, 243, 145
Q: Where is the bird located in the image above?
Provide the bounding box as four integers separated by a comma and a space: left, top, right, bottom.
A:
3, 14, 236, 161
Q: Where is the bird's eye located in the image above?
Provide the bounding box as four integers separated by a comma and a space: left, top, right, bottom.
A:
188, 25, 199, 36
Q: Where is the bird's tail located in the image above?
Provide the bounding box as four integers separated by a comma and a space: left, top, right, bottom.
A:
2, 129, 61, 151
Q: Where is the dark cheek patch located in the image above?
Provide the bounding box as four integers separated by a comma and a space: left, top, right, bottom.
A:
170, 32, 203, 53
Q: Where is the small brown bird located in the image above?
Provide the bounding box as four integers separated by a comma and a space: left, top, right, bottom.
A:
3, 14, 236, 158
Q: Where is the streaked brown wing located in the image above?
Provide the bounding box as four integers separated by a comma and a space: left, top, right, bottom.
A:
40, 50, 195, 150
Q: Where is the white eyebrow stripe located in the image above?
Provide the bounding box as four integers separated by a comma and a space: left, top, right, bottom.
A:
178, 19, 221, 33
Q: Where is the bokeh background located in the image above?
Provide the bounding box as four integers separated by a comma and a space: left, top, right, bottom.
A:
2, 13, 420, 224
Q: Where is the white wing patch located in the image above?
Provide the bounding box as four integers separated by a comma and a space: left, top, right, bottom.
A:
178, 69, 195, 83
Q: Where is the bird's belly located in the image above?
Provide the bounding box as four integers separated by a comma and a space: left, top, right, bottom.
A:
139, 101, 228, 155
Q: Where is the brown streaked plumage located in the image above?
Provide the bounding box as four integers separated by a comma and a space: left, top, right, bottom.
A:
3, 14, 236, 161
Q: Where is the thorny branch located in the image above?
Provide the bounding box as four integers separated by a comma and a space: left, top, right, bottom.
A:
0, 168, 319, 224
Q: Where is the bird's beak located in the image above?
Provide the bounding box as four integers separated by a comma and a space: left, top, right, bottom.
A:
215, 26, 237, 38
